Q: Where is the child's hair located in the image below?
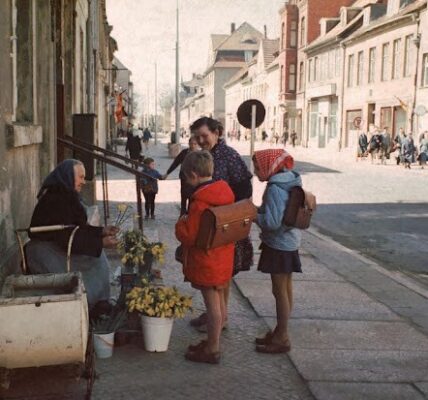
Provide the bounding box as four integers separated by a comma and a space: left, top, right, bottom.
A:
143, 157, 154, 165
181, 150, 213, 178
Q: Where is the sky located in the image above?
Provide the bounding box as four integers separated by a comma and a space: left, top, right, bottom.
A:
106, 0, 286, 116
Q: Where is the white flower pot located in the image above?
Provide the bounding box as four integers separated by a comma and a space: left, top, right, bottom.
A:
141, 315, 174, 352
93, 332, 115, 359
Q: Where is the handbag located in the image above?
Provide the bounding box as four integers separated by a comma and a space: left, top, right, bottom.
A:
195, 199, 257, 250
283, 186, 316, 230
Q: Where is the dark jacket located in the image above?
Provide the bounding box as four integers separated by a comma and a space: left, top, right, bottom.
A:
166, 148, 190, 180
140, 166, 163, 194
211, 140, 252, 201
29, 185, 104, 257
126, 135, 142, 159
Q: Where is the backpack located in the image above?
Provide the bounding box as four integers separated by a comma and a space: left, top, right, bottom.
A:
283, 186, 316, 229
195, 199, 257, 250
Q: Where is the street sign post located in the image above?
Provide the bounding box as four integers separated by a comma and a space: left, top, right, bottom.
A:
237, 99, 266, 158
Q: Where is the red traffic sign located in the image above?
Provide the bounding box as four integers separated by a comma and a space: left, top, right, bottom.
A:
237, 99, 266, 129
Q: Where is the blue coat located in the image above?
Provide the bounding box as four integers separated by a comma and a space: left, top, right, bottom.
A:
257, 170, 302, 251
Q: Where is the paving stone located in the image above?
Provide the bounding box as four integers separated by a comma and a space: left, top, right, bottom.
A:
308, 382, 426, 400
415, 382, 428, 398
243, 280, 401, 321
290, 349, 428, 382
286, 320, 428, 351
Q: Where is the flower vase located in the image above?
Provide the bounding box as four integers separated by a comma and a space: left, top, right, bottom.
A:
141, 315, 174, 352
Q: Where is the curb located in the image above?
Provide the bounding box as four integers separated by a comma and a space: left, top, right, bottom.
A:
307, 226, 428, 300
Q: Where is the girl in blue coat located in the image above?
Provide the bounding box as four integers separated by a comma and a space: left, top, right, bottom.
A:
253, 149, 302, 354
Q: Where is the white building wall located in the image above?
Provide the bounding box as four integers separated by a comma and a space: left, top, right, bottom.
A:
415, 7, 428, 139
343, 21, 418, 150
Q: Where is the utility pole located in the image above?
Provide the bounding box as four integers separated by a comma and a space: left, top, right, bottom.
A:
154, 62, 158, 145
175, 0, 180, 144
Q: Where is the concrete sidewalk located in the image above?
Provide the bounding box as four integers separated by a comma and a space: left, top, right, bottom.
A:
94, 137, 428, 400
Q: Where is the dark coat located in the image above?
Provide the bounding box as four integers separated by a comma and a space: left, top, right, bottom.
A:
29, 185, 104, 257
126, 135, 142, 159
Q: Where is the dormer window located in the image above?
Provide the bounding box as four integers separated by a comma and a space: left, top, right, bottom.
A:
241, 34, 257, 44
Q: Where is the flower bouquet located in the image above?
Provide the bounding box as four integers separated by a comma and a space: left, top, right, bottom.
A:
126, 279, 192, 319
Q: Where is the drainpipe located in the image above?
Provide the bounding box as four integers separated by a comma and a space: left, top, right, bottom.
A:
411, 12, 421, 134
339, 41, 347, 151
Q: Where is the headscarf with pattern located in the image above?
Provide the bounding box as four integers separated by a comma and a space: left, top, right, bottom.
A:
252, 149, 294, 181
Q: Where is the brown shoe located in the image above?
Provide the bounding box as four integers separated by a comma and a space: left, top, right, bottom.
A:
187, 340, 207, 352
189, 312, 208, 327
256, 341, 291, 354
255, 330, 274, 345
185, 347, 220, 364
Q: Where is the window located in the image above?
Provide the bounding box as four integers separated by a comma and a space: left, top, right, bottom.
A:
289, 64, 296, 91
347, 54, 354, 87
329, 99, 338, 139
335, 48, 341, 77
380, 107, 392, 130
314, 57, 319, 81
309, 101, 318, 138
423, 54, 428, 87
300, 17, 306, 46
403, 35, 413, 77
357, 51, 364, 86
392, 39, 401, 79
244, 51, 253, 62
280, 65, 284, 92
368, 47, 376, 83
381, 43, 390, 81
13, 0, 35, 122
308, 59, 312, 82
290, 21, 297, 48
299, 62, 304, 90
281, 22, 285, 50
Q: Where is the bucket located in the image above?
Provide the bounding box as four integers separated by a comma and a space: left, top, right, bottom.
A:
141, 315, 174, 352
93, 332, 115, 358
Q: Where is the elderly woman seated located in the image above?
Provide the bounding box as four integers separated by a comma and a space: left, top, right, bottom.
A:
26, 159, 118, 312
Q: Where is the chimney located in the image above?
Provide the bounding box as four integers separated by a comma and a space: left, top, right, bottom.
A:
231, 23, 236, 34
264, 25, 267, 38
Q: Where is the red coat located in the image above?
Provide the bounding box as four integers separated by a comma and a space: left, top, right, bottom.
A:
175, 180, 235, 287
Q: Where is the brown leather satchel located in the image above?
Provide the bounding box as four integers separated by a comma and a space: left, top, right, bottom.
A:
283, 186, 316, 230
195, 199, 257, 250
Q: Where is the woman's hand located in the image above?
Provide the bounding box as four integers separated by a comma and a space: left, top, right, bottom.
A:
102, 235, 119, 249
103, 225, 120, 237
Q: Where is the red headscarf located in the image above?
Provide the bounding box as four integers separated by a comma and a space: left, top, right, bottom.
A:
253, 149, 294, 181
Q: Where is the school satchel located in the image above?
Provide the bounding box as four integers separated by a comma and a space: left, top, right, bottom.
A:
195, 199, 257, 250
283, 187, 316, 229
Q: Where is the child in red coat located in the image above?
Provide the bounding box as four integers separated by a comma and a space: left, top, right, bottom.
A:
175, 150, 235, 364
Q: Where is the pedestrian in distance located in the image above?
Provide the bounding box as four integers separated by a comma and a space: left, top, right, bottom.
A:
356, 131, 368, 161
175, 151, 235, 364
394, 127, 406, 165
418, 131, 428, 169
139, 157, 165, 219
125, 127, 142, 162
402, 132, 417, 169
164, 136, 200, 215
380, 126, 392, 164
252, 148, 300, 354
142, 127, 152, 151
262, 130, 268, 142
290, 130, 297, 147
283, 130, 289, 145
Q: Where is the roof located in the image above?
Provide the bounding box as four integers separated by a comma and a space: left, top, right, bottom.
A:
182, 74, 204, 88
344, 0, 426, 43
266, 55, 280, 71
216, 22, 264, 51
211, 34, 229, 50
261, 39, 280, 68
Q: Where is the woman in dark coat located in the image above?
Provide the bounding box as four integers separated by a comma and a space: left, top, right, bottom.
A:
26, 159, 119, 307
402, 133, 416, 169
164, 136, 200, 215
189, 117, 253, 330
